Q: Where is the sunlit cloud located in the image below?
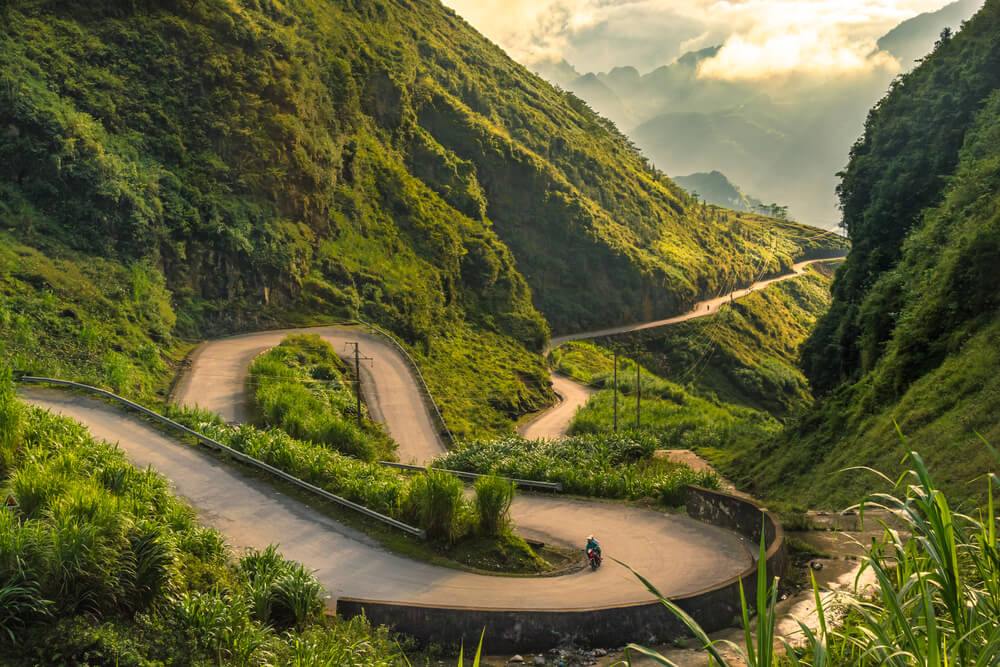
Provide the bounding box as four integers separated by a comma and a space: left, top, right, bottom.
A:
444, 0, 956, 78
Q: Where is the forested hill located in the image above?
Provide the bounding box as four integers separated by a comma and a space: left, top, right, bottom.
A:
0, 0, 841, 435
741, 0, 1000, 506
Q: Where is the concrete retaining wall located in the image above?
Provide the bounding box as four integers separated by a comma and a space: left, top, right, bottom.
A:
336, 486, 786, 653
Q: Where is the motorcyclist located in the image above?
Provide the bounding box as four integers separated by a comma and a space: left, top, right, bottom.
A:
586, 534, 601, 560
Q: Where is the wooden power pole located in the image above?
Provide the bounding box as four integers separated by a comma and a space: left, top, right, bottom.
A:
346, 342, 373, 428
613, 350, 619, 434
636, 359, 641, 430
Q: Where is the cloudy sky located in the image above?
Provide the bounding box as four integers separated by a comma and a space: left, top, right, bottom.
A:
444, 0, 956, 78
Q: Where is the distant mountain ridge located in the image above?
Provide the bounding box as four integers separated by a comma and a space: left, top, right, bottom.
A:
878, 0, 984, 69
673, 171, 767, 214
530, 5, 984, 228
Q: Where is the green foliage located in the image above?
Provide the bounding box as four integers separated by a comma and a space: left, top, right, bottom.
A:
826, 451, 1000, 665
167, 405, 410, 519
473, 474, 514, 537
437, 434, 719, 502
805, 1, 1000, 393
249, 334, 394, 461
549, 342, 783, 457
168, 405, 532, 554
0, 240, 181, 404
405, 468, 466, 543
239, 545, 323, 631
0, 381, 406, 664
413, 324, 553, 439
578, 266, 836, 416
0, 366, 21, 476
746, 69, 1000, 508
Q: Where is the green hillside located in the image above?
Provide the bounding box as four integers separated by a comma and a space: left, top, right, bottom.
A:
739, 1, 1000, 507
0, 0, 841, 439
586, 263, 837, 416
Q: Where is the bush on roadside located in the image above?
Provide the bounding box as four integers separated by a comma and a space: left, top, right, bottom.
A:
405, 468, 467, 542
474, 475, 515, 536
249, 335, 393, 461
438, 433, 719, 503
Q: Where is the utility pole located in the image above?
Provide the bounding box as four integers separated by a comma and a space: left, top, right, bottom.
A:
613, 350, 618, 434
636, 358, 641, 430
346, 342, 373, 428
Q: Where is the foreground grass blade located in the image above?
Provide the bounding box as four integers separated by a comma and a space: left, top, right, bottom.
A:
612, 558, 731, 665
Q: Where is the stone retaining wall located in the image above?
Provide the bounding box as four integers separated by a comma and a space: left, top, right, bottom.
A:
336, 485, 786, 653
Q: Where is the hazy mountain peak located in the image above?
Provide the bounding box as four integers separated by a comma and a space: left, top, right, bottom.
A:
877, 0, 984, 69
676, 46, 723, 69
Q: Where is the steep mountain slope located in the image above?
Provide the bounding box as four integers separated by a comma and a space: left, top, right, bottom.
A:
803, 1, 1000, 393
738, 1, 1000, 507
590, 263, 837, 417
0, 0, 840, 436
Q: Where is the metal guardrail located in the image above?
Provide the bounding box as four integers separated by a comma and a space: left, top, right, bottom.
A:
355, 318, 456, 448
378, 461, 563, 492
18, 376, 427, 539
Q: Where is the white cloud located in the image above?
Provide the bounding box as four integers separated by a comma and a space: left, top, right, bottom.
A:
444, 0, 956, 78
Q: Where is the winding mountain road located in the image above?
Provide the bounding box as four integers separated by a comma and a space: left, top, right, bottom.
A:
16, 256, 839, 619
519, 258, 840, 440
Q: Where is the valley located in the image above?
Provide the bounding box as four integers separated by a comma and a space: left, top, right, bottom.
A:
2, 0, 1000, 664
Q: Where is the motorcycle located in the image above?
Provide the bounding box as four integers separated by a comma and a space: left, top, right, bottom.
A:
587, 547, 602, 570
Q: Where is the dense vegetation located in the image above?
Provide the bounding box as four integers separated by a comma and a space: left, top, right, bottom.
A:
249, 334, 395, 461
735, 2, 1000, 508
166, 405, 549, 572
437, 433, 719, 504
627, 450, 1000, 666
0, 238, 183, 403
0, 0, 844, 439
804, 2, 1000, 393
546, 341, 781, 470
584, 264, 836, 416
0, 371, 407, 665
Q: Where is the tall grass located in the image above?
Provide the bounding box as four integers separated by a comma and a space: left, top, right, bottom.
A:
474, 475, 515, 536
830, 447, 1000, 665
0, 370, 407, 664
406, 468, 466, 542
438, 434, 719, 503
167, 405, 510, 545
248, 334, 395, 461
0, 366, 21, 475
617, 445, 1000, 666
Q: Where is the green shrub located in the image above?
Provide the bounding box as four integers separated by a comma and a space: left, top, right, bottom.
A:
438, 433, 717, 503
248, 335, 391, 461
406, 468, 467, 542
0, 367, 21, 475
239, 545, 323, 630
0, 396, 402, 663
474, 475, 515, 536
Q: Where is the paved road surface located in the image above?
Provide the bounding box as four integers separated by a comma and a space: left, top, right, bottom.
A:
20, 387, 752, 609
524, 258, 842, 440
172, 326, 446, 464
519, 374, 596, 441
14, 263, 846, 612
550, 258, 838, 349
